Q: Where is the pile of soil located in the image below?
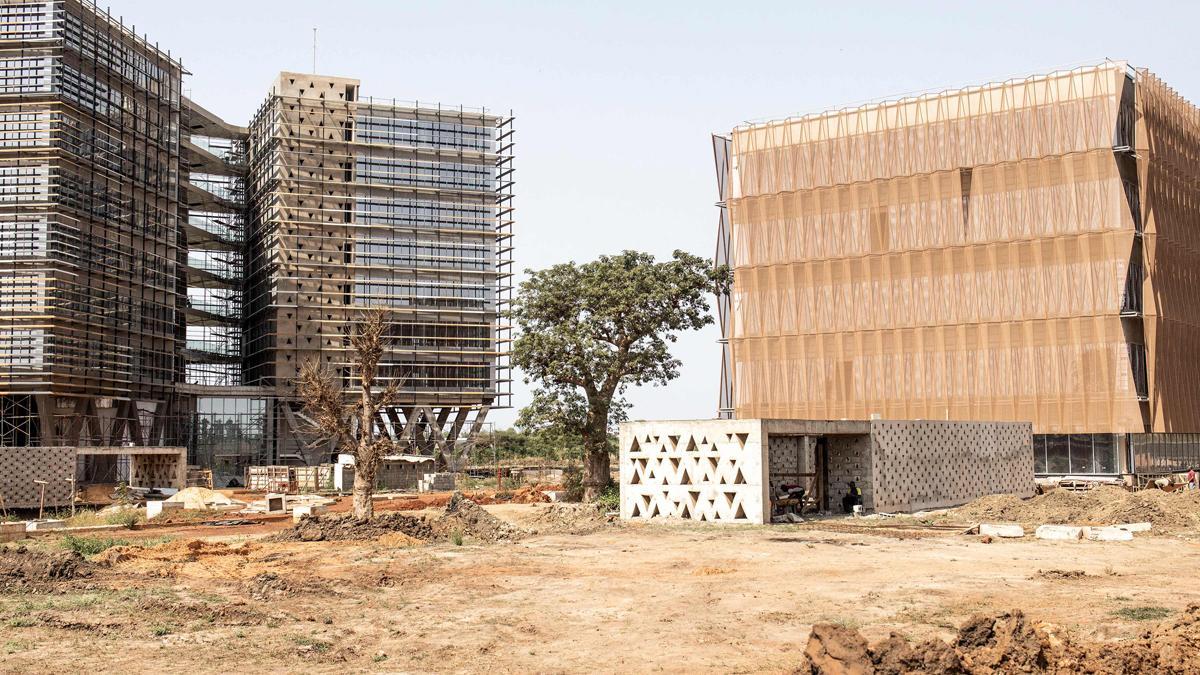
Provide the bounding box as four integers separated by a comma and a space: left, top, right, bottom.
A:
507, 484, 556, 504
94, 539, 257, 566
525, 503, 618, 535
802, 604, 1200, 674
941, 486, 1200, 531
273, 512, 435, 543
0, 546, 90, 589
273, 493, 523, 544
431, 493, 523, 543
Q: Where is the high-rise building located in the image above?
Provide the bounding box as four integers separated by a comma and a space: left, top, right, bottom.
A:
0, 0, 185, 460
243, 74, 513, 468
0, 0, 513, 490
714, 61, 1200, 477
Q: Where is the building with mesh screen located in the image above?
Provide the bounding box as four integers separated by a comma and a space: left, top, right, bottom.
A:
0, 0, 513, 489
714, 61, 1200, 478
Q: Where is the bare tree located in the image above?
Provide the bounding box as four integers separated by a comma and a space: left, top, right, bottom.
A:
296, 308, 401, 519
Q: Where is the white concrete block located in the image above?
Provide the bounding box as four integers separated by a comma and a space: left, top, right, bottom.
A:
1114, 522, 1151, 533
291, 504, 328, 522
1088, 526, 1134, 542
979, 523, 1025, 538
25, 519, 66, 531
265, 494, 286, 513
145, 500, 183, 519
1035, 524, 1086, 540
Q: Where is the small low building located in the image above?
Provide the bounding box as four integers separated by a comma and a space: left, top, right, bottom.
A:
619, 419, 1033, 524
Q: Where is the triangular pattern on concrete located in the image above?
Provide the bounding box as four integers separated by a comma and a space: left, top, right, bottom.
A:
620, 423, 761, 523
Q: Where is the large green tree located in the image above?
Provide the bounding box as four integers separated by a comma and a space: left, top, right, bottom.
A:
511, 250, 729, 501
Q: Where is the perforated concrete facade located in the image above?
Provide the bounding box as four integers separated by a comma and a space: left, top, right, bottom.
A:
620, 419, 768, 524
869, 420, 1034, 512
620, 418, 1033, 522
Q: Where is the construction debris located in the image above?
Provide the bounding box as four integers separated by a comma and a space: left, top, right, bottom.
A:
1087, 526, 1134, 542
978, 523, 1024, 538
1035, 525, 1086, 541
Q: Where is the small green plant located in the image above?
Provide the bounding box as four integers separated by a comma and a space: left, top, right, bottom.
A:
3, 639, 29, 654
59, 534, 131, 557
451, 529, 464, 546
7, 617, 34, 628
291, 636, 331, 653
235, 630, 246, 639
373, 653, 388, 663
1112, 606, 1172, 621
105, 509, 143, 529
594, 483, 620, 511
151, 624, 173, 637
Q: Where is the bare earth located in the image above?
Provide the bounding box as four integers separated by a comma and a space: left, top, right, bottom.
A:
3, 503, 1200, 674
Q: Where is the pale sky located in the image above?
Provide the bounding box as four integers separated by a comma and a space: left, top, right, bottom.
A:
115, 0, 1200, 427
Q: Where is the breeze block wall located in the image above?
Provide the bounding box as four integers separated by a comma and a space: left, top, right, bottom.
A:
869, 420, 1034, 512
619, 419, 768, 524
0, 446, 74, 509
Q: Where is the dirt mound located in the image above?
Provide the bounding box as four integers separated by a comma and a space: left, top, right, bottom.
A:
273, 493, 523, 544
801, 604, 1200, 674
526, 503, 617, 534
507, 484, 555, 504
941, 486, 1200, 532
272, 511, 435, 543
0, 546, 90, 589
432, 493, 523, 543
95, 539, 258, 566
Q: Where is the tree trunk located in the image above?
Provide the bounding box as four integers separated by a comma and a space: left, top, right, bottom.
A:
581, 411, 611, 502
352, 450, 377, 520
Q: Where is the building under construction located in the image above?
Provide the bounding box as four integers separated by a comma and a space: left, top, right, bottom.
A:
242, 73, 513, 469
714, 61, 1200, 479
0, 0, 185, 461
0, 0, 513, 496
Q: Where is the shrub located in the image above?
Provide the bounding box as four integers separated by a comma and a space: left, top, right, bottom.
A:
594, 483, 620, 511
1112, 606, 1173, 621
105, 509, 143, 529
59, 534, 130, 557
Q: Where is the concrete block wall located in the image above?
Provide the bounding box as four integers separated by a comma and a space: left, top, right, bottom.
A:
620, 419, 767, 524
870, 420, 1034, 512
826, 435, 873, 510
0, 446, 74, 509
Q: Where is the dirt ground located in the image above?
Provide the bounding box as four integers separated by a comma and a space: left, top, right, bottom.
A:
2, 501, 1200, 674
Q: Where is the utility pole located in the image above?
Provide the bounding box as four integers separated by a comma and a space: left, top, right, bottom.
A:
312, 27, 317, 73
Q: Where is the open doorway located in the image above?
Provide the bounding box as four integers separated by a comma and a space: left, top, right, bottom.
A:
768, 433, 869, 519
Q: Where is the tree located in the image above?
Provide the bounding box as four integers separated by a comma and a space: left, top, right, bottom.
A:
296, 308, 400, 519
515, 384, 627, 462
511, 250, 729, 501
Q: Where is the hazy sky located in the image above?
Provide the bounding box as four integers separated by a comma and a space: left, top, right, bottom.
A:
115, 0, 1200, 427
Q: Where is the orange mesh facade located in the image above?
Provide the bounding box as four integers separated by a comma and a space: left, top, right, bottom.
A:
720, 62, 1200, 434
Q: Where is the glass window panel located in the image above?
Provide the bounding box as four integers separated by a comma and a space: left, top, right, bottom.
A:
1093, 434, 1118, 474
1033, 435, 1047, 474
1069, 434, 1094, 474
1046, 435, 1069, 474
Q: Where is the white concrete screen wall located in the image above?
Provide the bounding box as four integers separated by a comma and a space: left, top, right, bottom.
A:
619, 419, 769, 524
